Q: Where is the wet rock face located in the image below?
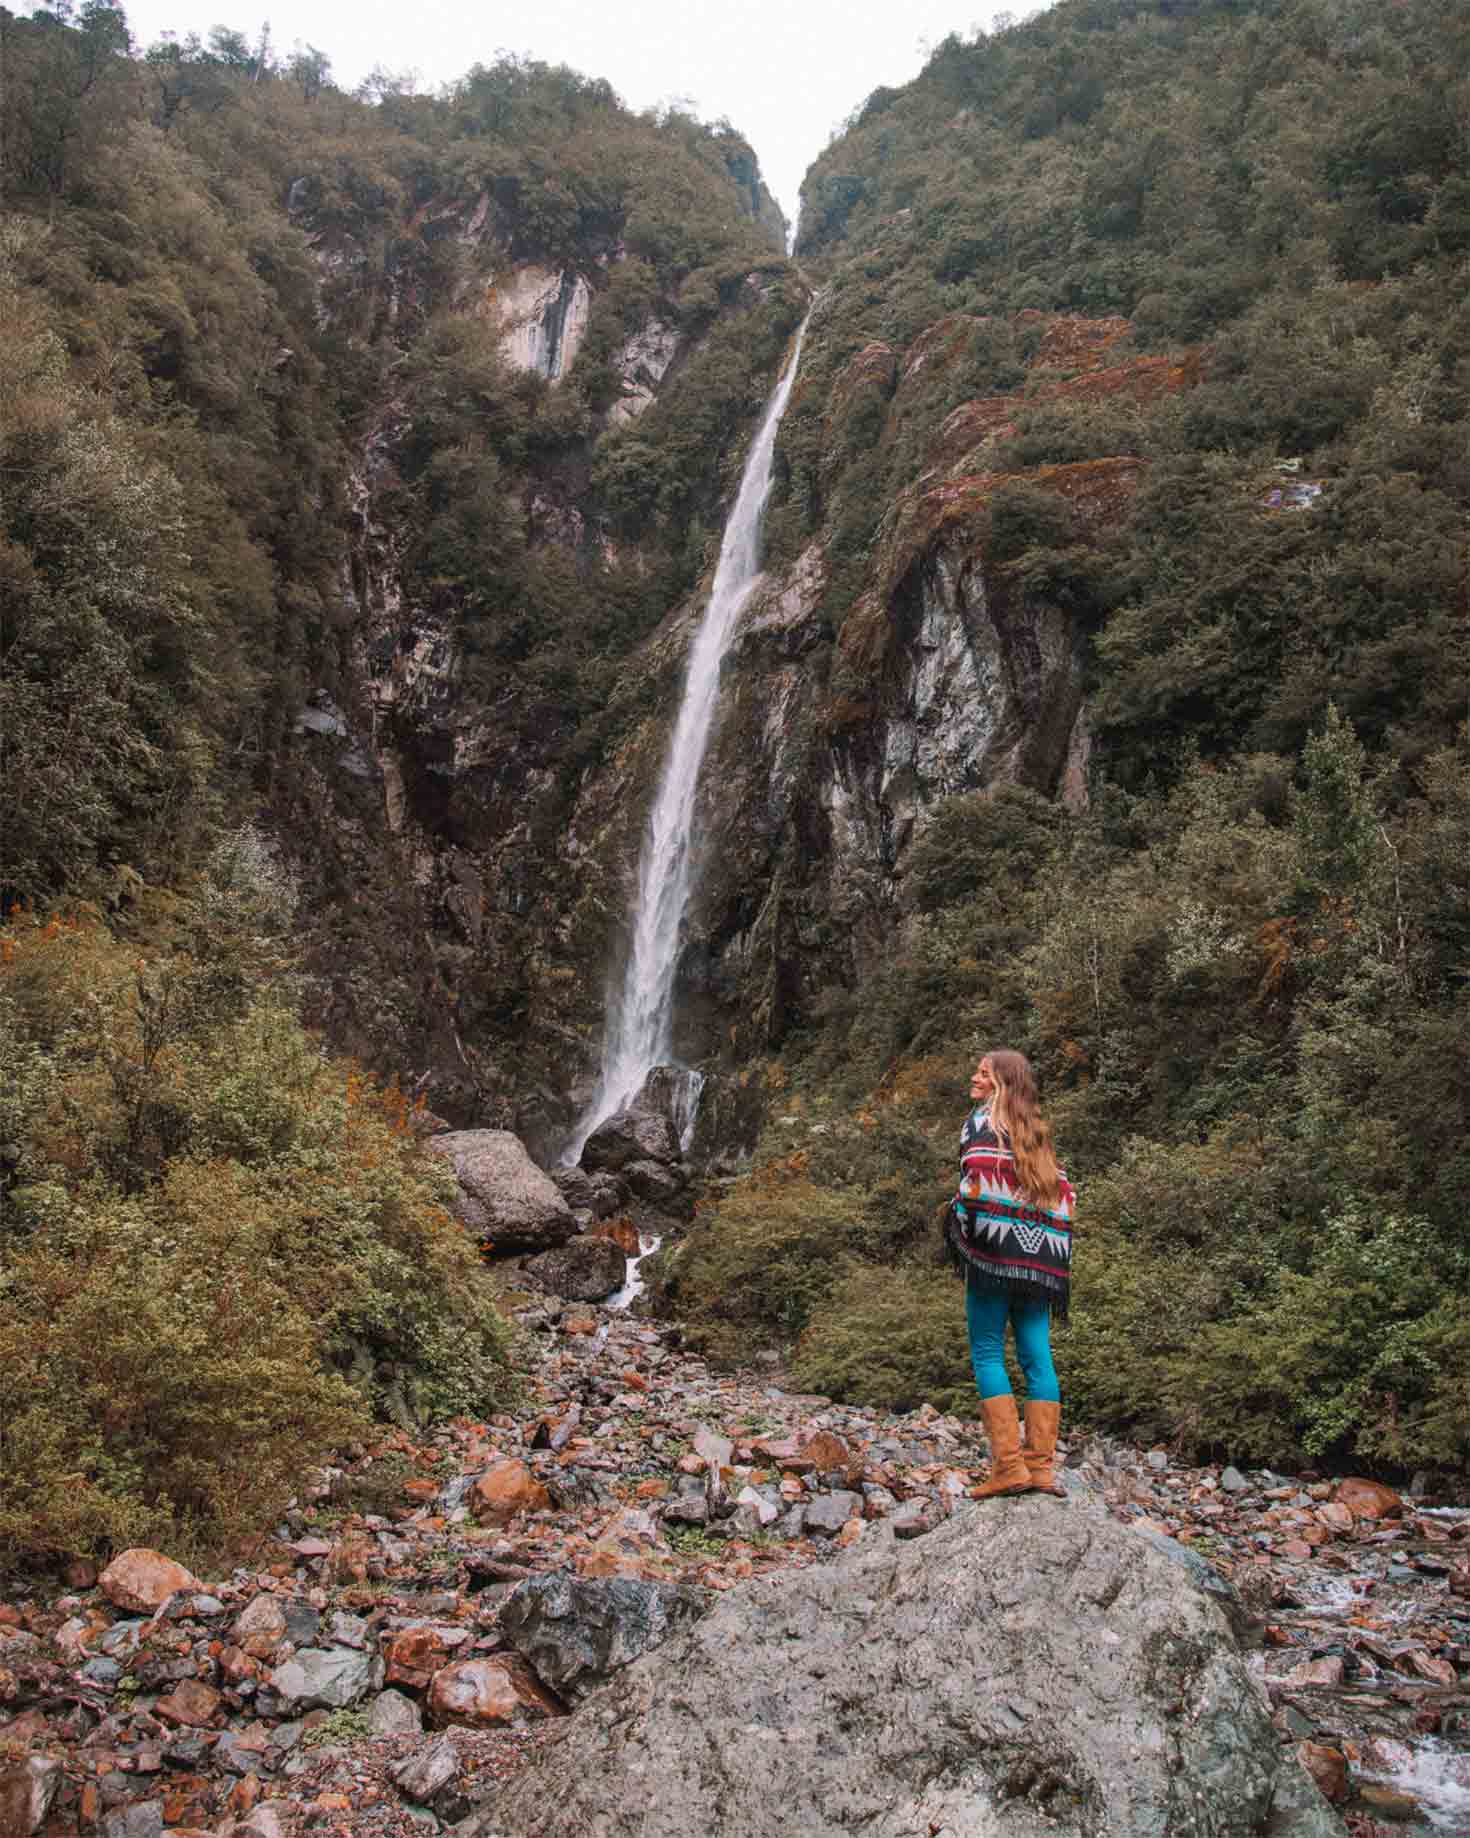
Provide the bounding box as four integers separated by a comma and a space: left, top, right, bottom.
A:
428, 1130, 576, 1252
473, 1494, 1343, 1838
489, 265, 593, 382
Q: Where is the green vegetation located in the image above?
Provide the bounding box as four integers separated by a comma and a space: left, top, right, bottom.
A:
302, 1707, 373, 1746
668, 721, 1470, 1469
0, 834, 518, 1568
6, 0, 1470, 1503
643, 0, 1470, 1475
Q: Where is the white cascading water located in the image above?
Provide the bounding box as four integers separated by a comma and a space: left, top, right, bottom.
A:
566, 312, 811, 1163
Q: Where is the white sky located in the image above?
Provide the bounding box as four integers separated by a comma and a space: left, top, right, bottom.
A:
117, 0, 1011, 229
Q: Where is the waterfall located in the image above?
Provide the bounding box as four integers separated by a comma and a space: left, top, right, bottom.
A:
566, 312, 811, 1162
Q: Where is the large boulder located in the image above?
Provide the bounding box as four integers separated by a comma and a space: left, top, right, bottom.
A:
499, 1574, 711, 1705
468, 1493, 1343, 1838
549, 1166, 598, 1212
428, 1130, 575, 1252
98, 1548, 197, 1613
523, 1237, 628, 1302
580, 1109, 680, 1173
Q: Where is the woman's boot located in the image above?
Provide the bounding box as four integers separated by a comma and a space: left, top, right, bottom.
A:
973, 1393, 1031, 1499
1023, 1399, 1065, 1496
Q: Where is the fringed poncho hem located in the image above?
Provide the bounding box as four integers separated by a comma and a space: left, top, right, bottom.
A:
943, 1219, 1073, 1322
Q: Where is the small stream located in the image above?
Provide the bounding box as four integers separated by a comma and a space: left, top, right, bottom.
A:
605, 1229, 662, 1313
1256, 1506, 1470, 1830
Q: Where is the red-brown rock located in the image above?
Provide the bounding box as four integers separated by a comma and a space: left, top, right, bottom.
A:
1296, 1742, 1348, 1803
427, 1657, 560, 1728
98, 1548, 198, 1614
788, 1432, 861, 1485
1406, 1649, 1457, 1687
383, 1626, 460, 1692
1333, 1478, 1404, 1520
471, 1460, 552, 1527
593, 1216, 641, 1257
156, 1678, 223, 1728
217, 1646, 256, 1685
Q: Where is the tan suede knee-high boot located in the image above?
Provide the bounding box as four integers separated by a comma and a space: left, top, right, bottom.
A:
1023, 1399, 1065, 1496
973, 1393, 1032, 1499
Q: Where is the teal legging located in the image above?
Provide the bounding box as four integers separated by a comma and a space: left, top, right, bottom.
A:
965, 1273, 1060, 1402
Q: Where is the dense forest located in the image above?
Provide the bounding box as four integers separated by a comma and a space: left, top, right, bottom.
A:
3, 0, 1470, 1568
661, 0, 1470, 1474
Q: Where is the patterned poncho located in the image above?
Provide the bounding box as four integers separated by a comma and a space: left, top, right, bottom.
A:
944, 1104, 1075, 1319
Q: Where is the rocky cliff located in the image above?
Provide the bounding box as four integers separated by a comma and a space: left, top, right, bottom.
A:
317, 275, 1186, 1151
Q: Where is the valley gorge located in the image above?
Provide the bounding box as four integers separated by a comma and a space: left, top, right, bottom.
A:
6, 0, 1470, 1832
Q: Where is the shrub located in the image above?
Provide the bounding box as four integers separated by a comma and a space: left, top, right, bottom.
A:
1178, 1208, 1470, 1468
0, 902, 520, 1568
793, 1260, 975, 1416
653, 1174, 874, 1361
0, 1190, 367, 1562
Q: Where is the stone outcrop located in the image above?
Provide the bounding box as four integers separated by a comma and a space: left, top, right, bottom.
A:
471, 1494, 1343, 1838
608, 319, 681, 424
428, 1131, 575, 1251
486, 266, 592, 382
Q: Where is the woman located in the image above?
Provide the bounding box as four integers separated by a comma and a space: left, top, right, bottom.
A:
945, 1050, 1074, 1498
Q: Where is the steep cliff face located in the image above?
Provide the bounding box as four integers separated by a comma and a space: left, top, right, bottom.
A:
580, 313, 1173, 1099
365, 286, 1188, 1151
284, 0, 1470, 1164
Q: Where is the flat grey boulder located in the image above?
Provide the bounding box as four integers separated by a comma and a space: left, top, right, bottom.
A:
522, 1236, 627, 1303
268, 1644, 382, 1710
429, 1130, 575, 1252
580, 1108, 679, 1173
468, 1493, 1343, 1838
499, 1573, 711, 1705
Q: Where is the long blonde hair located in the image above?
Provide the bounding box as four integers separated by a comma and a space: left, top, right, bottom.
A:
985, 1049, 1063, 1208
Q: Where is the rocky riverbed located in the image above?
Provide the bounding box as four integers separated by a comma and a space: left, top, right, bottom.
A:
2, 1296, 1467, 1838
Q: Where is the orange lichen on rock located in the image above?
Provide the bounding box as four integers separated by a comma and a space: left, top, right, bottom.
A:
832, 592, 893, 677
927, 349, 1204, 479
927, 397, 1021, 471
1046, 348, 1206, 405
888, 456, 1144, 589
834, 341, 897, 401
1026, 312, 1132, 372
